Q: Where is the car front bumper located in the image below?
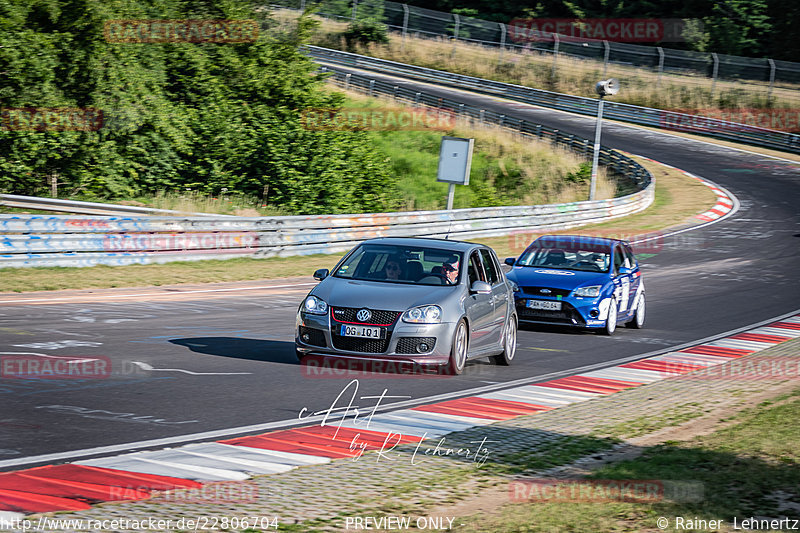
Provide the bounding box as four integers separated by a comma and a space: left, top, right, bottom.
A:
295, 310, 455, 366
514, 294, 612, 328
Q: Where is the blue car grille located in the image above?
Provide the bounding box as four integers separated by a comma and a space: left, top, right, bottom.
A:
521, 286, 572, 298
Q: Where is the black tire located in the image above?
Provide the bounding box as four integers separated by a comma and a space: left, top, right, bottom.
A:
444, 319, 468, 375
492, 315, 517, 366
625, 292, 646, 329
601, 297, 618, 336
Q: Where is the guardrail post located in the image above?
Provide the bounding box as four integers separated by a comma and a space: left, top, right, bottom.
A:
415, 92, 421, 105
300, 0, 306, 10
393, 85, 399, 100
402, 4, 409, 40
458, 103, 464, 116
602, 40, 610, 78
498, 23, 506, 65
519, 119, 525, 135
536, 124, 542, 138
499, 114, 505, 127
479, 109, 485, 124
552, 33, 559, 79
656, 47, 664, 89
710, 52, 719, 100
351, 0, 358, 21
369, 79, 375, 97
451, 14, 460, 58
345, 73, 351, 90
768, 58, 776, 102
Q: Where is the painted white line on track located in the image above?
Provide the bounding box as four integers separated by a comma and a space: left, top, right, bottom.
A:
0, 351, 100, 363
131, 362, 252, 376
0, 282, 318, 305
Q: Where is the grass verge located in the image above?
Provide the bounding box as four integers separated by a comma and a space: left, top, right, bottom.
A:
455, 388, 800, 533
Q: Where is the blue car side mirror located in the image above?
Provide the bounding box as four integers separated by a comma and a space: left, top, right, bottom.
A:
504, 257, 515, 266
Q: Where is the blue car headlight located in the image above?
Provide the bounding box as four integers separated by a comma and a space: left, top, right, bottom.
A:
574, 285, 602, 298
507, 279, 520, 293
402, 305, 442, 324
303, 295, 328, 315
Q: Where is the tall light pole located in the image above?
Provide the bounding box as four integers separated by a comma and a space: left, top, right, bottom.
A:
590, 78, 619, 201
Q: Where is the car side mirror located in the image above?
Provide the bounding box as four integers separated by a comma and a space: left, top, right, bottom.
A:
470, 281, 492, 294
313, 268, 329, 281
618, 266, 632, 276
504, 257, 516, 266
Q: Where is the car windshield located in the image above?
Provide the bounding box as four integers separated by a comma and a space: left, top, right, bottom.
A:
333, 244, 464, 286
517, 242, 611, 273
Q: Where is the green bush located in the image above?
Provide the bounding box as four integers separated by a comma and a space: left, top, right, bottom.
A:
343, 19, 388, 49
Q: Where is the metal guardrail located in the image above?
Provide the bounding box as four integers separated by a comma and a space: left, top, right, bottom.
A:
0, 194, 229, 217
307, 46, 800, 154
0, 63, 654, 269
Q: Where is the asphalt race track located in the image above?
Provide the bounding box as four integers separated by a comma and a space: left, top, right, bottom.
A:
1, 68, 799, 469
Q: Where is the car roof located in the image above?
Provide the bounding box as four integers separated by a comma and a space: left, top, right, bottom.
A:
362, 237, 479, 253
533, 234, 627, 248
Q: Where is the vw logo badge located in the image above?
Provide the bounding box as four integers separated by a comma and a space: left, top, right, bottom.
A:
540, 289, 551, 294
356, 309, 372, 322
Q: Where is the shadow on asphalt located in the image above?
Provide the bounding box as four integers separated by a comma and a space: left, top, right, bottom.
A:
169, 337, 296, 364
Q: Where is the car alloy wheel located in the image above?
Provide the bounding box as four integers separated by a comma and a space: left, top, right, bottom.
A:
445, 319, 468, 375
603, 297, 617, 336
492, 316, 517, 366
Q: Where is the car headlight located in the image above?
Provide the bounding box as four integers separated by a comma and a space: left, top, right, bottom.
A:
303, 295, 328, 315
402, 305, 442, 324
507, 279, 520, 293
574, 285, 602, 298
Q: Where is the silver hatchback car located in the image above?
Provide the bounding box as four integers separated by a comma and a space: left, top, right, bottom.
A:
295, 237, 518, 375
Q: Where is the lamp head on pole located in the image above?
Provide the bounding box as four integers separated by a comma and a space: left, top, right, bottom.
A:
595, 78, 619, 97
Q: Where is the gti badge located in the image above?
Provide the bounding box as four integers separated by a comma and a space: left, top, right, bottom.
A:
356, 309, 372, 322
540, 289, 551, 294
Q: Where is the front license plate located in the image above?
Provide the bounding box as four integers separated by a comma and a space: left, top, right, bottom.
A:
340, 324, 384, 338
527, 299, 562, 310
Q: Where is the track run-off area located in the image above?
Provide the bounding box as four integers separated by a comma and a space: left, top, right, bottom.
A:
0, 62, 799, 518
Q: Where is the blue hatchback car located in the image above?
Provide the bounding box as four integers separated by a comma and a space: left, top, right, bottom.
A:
504, 235, 645, 335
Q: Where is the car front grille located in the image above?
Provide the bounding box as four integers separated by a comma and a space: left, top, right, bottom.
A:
517, 301, 586, 326
331, 307, 401, 326
331, 335, 390, 353
396, 337, 436, 354
521, 286, 572, 298
298, 326, 326, 347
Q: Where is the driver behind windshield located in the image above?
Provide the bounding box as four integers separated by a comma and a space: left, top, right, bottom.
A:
382, 257, 403, 281
442, 259, 459, 284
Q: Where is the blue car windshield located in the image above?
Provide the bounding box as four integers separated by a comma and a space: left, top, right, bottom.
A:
517, 245, 611, 273
333, 244, 464, 286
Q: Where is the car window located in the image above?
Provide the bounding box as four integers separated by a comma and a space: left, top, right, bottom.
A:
613, 245, 625, 276
479, 249, 499, 285
334, 243, 464, 286
517, 243, 610, 272
623, 245, 637, 269
468, 252, 485, 285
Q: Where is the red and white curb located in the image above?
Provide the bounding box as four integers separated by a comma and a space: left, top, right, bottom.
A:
1, 314, 798, 518
695, 180, 735, 221
628, 154, 739, 224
